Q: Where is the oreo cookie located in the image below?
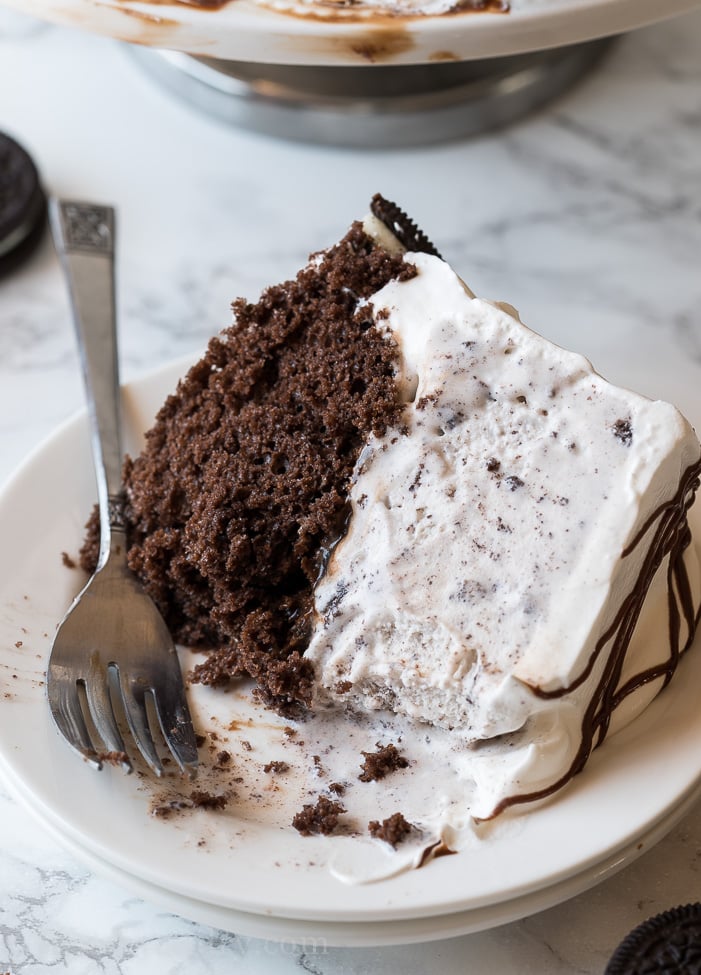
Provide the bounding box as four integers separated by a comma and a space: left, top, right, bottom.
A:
605, 903, 701, 974
0, 131, 47, 276
370, 193, 443, 260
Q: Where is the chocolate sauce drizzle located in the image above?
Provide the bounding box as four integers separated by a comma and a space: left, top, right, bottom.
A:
370, 194, 443, 260
482, 456, 701, 821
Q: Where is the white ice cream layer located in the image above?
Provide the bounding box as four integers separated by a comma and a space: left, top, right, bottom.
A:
305, 249, 701, 819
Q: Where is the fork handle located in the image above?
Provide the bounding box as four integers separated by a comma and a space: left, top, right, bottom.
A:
50, 200, 124, 567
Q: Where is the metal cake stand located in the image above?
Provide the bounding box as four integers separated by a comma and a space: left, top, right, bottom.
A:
7, 0, 700, 147
128, 38, 614, 147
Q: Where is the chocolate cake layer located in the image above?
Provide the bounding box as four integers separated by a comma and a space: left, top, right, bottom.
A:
81, 221, 415, 712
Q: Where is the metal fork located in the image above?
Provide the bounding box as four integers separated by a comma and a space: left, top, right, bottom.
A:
47, 199, 198, 778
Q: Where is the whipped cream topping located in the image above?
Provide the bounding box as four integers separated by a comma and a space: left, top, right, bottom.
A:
306, 244, 701, 820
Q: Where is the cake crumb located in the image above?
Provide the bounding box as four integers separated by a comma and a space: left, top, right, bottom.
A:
358, 742, 409, 782
96, 750, 129, 767
151, 798, 193, 818
368, 812, 414, 847
190, 790, 229, 811
263, 760, 289, 774
292, 795, 345, 836
61, 552, 77, 569
151, 789, 230, 818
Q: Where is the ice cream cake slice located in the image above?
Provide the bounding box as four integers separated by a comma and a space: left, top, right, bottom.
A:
82, 195, 701, 818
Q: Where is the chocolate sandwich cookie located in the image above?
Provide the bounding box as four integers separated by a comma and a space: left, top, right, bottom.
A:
370, 193, 443, 259
605, 903, 701, 974
0, 131, 47, 276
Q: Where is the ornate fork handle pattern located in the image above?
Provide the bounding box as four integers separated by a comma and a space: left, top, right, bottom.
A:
107, 493, 128, 531
58, 201, 113, 253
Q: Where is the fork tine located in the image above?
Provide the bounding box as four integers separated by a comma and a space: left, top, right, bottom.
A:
116, 673, 164, 777
83, 655, 131, 771
152, 680, 199, 777
47, 674, 101, 769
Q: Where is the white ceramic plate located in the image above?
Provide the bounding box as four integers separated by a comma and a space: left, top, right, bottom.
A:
4, 0, 701, 65
6, 763, 701, 946
6, 749, 701, 946
1, 356, 701, 930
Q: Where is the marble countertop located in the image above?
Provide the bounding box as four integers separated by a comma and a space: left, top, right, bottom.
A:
1, 7, 701, 973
